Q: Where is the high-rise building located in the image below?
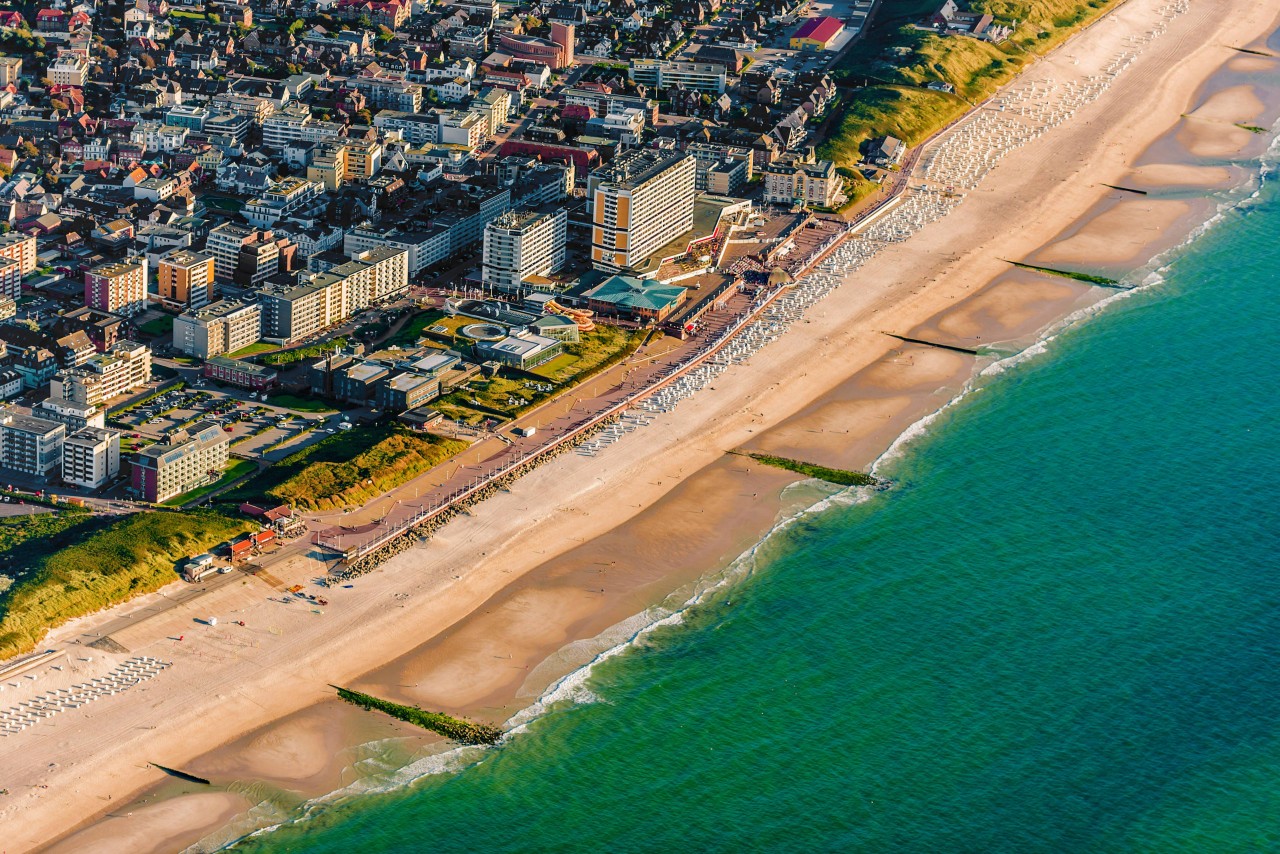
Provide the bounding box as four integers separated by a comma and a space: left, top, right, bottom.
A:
482, 208, 567, 294
588, 150, 696, 272
62, 427, 120, 489
207, 223, 278, 285
84, 259, 147, 317
0, 413, 65, 477
0, 231, 36, 276
0, 258, 21, 300
157, 250, 216, 309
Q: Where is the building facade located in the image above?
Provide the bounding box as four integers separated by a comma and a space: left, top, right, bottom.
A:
173, 298, 264, 360
482, 207, 567, 294
131, 422, 230, 503
62, 427, 120, 489
157, 250, 216, 309
0, 414, 65, 477
588, 150, 696, 272
85, 260, 147, 317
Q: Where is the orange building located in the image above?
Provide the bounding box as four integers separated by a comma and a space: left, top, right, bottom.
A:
157, 250, 216, 310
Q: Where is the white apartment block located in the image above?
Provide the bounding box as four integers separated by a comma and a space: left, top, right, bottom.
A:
62, 427, 120, 489
243, 177, 327, 228
0, 414, 64, 477
173, 298, 263, 359
48, 341, 153, 408
482, 207, 567, 294
49, 55, 89, 88
629, 59, 727, 94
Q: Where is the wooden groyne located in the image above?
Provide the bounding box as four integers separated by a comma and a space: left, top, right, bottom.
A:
150, 763, 211, 785
1101, 183, 1149, 195
1003, 260, 1129, 289
729, 451, 878, 487
883, 333, 982, 356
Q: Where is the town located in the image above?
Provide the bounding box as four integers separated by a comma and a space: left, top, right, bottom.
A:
0, 0, 1045, 657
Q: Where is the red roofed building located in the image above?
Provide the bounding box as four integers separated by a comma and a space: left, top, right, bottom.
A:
36, 8, 68, 31
790, 16, 844, 51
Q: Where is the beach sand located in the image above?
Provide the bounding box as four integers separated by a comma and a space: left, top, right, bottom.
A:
6, 1, 1280, 850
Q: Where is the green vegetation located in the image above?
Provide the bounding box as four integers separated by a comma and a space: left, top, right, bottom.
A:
739, 452, 878, 487
333, 686, 502, 745
266, 393, 336, 413
533, 326, 645, 383
1006, 260, 1121, 286
263, 337, 349, 366
161, 459, 258, 507
0, 511, 256, 659
821, 0, 1124, 170
221, 426, 466, 512
390, 311, 447, 346
1236, 123, 1268, 134
226, 342, 278, 358
137, 316, 174, 338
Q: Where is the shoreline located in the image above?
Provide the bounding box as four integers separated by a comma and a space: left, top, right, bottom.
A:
14, 0, 1280, 849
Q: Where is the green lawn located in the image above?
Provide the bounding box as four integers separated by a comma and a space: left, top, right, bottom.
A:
533, 326, 645, 383
267, 393, 336, 413
390, 310, 449, 345
162, 459, 258, 507
263, 337, 348, 366
0, 510, 256, 659
227, 342, 278, 358
138, 316, 175, 338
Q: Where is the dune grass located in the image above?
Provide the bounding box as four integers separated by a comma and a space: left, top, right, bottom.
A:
221, 426, 467, 512
822, 0, 1124, 170
0, 511, 256, 660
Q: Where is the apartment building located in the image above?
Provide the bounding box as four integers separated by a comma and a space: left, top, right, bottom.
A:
688, 142, 754, 192
49, 55, 88, 87
131, 422, 230, 503
0, 231, 36, 275
85, 259, 148, 317
210, 91, 277, 125
33, 398, 106, 431
0, 258, 20, 301
352, 77, 423, 112
372, 111, 439, 146
62, 427, 120, 489
343, 225, 451, 277
167, 104, 210, 131
260, 246, 408, 343
588, 149, 696, 272
482, 207, 567, 294
173, 298, 263, 359
438, 109, 488, 149
0, 413, 65, 478
344, 138, 383, 181
629, 59, 727, 94
0, 57, 22, 88
157, 250, 216, 309
207, 223, 279, 284
262, 106, 314, 149
307, 142, 347, 191
244, 177, 327, 227
48, 341, 152, 407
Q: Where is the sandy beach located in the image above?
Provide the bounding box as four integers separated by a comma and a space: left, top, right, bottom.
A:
8, 0, 1280, 849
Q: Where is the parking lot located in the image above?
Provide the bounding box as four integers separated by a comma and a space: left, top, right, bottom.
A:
114, 386, 352, 463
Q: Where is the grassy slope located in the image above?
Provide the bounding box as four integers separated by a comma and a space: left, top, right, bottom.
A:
0, 511, 256, 659
221, 426, 467, 513
820, 0, 1122, 169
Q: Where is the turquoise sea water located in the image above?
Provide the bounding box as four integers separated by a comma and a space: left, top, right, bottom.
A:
235, 176, 1280, 852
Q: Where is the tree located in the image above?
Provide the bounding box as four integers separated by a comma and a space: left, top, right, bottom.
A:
288, 18, 305, 35
49, 97, 68, 112
140, 53, 156, 69
356, 13, 373, 28
19, 140, 37, 158
376, 24, 393, 42
100, 44, 118, 61
208, 12, 221, 24
354, 108, 372, 125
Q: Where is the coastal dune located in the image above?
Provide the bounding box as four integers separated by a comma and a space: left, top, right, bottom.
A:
7, 0, 1280, 850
